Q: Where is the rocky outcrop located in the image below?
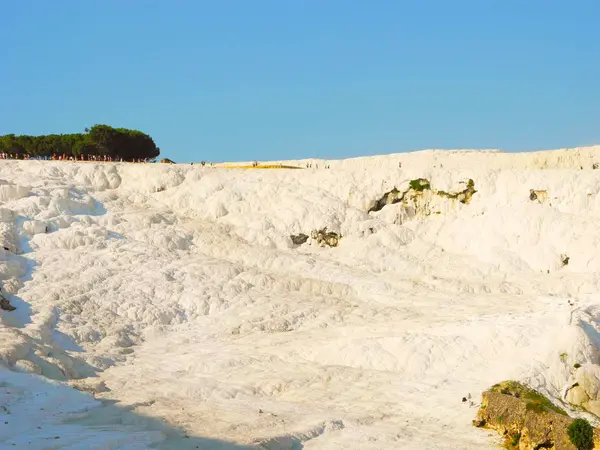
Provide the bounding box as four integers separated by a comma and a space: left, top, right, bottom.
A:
368, 178, 477, 218
530, 189, 548, 203
289, 229, 341, 247
368, 178, 433, 213
160, 158, 175, 164
311, 228, 340, 247
0, 297, 15, 311
474, 381, 600, 449
0, 289, 15, 311
290, 233, 309, 246
368, 187, 404, 213
436, 179, 477, 204
566, 364, 600, 417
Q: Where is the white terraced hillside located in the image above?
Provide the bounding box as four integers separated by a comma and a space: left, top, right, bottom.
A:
2, 146, 600, 449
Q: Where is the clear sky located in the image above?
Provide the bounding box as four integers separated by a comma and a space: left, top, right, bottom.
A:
2, 0, 599, 163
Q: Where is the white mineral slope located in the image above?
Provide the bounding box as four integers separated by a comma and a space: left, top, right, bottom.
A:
1, 146, 600, 448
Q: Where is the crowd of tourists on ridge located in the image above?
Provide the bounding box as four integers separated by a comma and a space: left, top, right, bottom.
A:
0, 152, 386, 169
0, 152, 149, 163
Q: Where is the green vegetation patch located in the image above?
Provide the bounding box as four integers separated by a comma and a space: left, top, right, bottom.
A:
503, 431, 522, 449
490, 381, 567, 416
409, 178, 431, 191
431, 178, 477, 203
370, 177, 477, 213
567, 418, 594, 450
0, 124, 160, 161
510, 431, 521, 447
436, 189, 456, 199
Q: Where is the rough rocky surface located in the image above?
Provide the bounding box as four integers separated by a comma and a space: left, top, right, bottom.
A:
290, 233, 309, 246
437, 178, 477, 204
368, 177, 477, 215
530, 189, 549, 203
368, 187, 403, 213
311, 227, 340, 247
0, 293, 15, 311
474, 382, 600, 449
566, 364, 600, 418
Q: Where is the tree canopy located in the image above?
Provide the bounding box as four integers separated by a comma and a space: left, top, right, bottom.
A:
0, 125, 160, 161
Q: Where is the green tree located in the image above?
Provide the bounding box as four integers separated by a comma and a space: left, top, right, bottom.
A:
0, 126, 160, 160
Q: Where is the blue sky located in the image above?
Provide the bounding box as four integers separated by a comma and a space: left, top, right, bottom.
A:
2, 0, 599, 162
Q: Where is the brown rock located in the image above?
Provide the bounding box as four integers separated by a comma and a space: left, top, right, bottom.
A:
529, 189, 548, 203
311, 228, 340, 248
474, 382, 600, 450
290, 233, 309, 246
0, 297, 15, 311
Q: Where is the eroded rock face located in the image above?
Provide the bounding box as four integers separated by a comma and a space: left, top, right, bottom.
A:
474, 383, 600, 450
530, 189, 548, 203
368, 178, 477, 216
0, 291, 15, 311
475, 391, 570, 449
368, 178, 432, 214
437, 178, 477, 205
566, 364, 600, 417
0, 297, 15, 311
290, 233, 309, 246
311, 228, 340, 247
368, 188, 404, 213
289, 229, 340, 247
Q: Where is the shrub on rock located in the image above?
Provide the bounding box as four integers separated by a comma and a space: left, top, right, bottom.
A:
568, 418, 594, 450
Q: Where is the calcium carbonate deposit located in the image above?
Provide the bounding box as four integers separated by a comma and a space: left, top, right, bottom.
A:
2, 146, 600, 449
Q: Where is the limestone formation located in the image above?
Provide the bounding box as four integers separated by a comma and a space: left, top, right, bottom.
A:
368, 187, 403, 213
368, 178, 477, 214
436, 178, 477, 204
566, 364, 600, 417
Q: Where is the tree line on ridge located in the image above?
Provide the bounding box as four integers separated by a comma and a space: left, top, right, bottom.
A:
0, 125, 160, 161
